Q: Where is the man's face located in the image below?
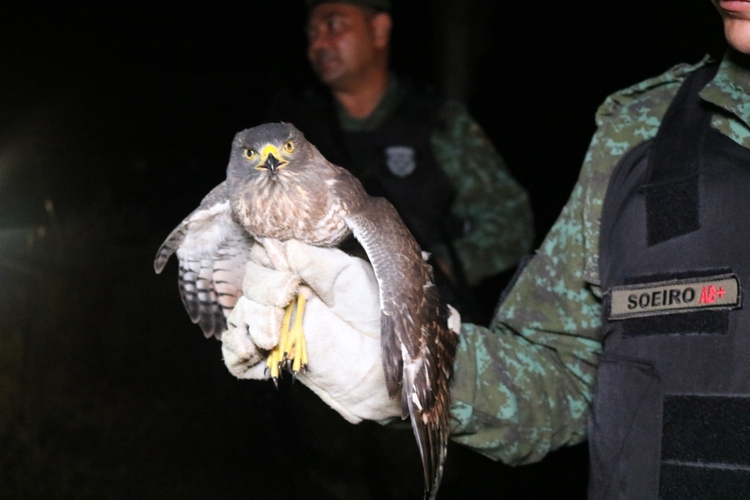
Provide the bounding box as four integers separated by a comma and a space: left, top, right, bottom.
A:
306, 3, 385, 88
711, 0, 750, 53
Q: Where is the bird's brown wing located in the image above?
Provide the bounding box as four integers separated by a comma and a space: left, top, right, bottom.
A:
154, 182, 254, 339
341, 183, 458, 500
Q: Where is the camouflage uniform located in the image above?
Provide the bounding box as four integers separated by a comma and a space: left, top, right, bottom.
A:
449, 49, 750, 465
303, 74, 534, 286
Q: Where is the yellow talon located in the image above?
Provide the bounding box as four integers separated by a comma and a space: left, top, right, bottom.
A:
282, 303, 296, 361
266, 294, 308, 382
266, 300, 295, 383
300, 322, 308, 372
291, 294, 307, 373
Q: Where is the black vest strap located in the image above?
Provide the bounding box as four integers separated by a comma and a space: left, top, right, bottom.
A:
642, 64, 719, 245
647, 65, 719, 184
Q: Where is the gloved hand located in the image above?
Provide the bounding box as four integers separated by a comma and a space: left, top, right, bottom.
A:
221, 238, 403, 424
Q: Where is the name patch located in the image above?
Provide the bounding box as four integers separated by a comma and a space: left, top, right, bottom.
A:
609, 273, 741, 320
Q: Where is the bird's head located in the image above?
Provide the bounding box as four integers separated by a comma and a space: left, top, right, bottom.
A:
227, 122, 310, 185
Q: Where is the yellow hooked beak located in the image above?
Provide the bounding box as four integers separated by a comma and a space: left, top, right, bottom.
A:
256, 144, 288, 177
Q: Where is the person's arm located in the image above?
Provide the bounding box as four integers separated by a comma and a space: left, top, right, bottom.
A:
431, 102, 534, 286
222, 63, 693, 465
223, 99, 626, 465
220, 153, 605, 465
447, 175, 603, 464
443, 60, 699, 463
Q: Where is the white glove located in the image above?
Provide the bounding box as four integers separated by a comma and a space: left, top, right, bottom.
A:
221, 238, 402, 424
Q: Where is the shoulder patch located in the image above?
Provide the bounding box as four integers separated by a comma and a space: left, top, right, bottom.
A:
385, 146, 417, 177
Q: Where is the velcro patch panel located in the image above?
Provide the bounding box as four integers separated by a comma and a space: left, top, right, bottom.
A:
659, 394, 750, 499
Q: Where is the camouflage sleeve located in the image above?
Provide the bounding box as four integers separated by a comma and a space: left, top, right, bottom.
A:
447, 176, 602, 465
446, 60, 704, 465
431, 101, 534, 285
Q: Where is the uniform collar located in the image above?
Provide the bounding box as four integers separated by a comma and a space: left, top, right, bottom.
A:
336, 73, 405, 132
700, 49, 750, 129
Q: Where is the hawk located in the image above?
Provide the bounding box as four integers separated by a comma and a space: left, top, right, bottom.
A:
154, 122, 458, 499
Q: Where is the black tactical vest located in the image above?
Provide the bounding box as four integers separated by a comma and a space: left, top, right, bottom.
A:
339, 92, 460, 251
593, 64, 750, 499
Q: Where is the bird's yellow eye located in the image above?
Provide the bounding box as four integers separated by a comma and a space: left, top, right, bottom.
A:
244, 149, 256, 160
284, 141, 294, 153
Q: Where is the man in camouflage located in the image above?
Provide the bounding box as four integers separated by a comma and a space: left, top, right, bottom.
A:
267, 0, 533, 322
224, 0, 750, 497
446, 0, 750, 494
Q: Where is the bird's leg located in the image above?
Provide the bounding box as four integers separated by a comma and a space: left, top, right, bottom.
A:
266, 301, 294, 387
265, 293, 308, 385
288, 294, 308, 376
283, 294, 308, 378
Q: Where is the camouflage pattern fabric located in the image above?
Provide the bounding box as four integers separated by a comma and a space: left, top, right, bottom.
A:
337, 75, 535, 286
448, 49, 750, 465
431, 101, 534, 286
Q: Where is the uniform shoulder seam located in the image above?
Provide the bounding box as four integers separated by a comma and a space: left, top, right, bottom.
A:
595, 57, 711, 126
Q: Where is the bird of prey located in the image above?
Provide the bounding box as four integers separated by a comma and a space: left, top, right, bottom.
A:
154, 122, 458, 499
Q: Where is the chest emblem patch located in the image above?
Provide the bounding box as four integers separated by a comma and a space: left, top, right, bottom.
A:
608, 273, 742, 320
385, 146, 416, 178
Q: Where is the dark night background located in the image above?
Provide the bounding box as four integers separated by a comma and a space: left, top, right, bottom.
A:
0, 1, 726, 499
